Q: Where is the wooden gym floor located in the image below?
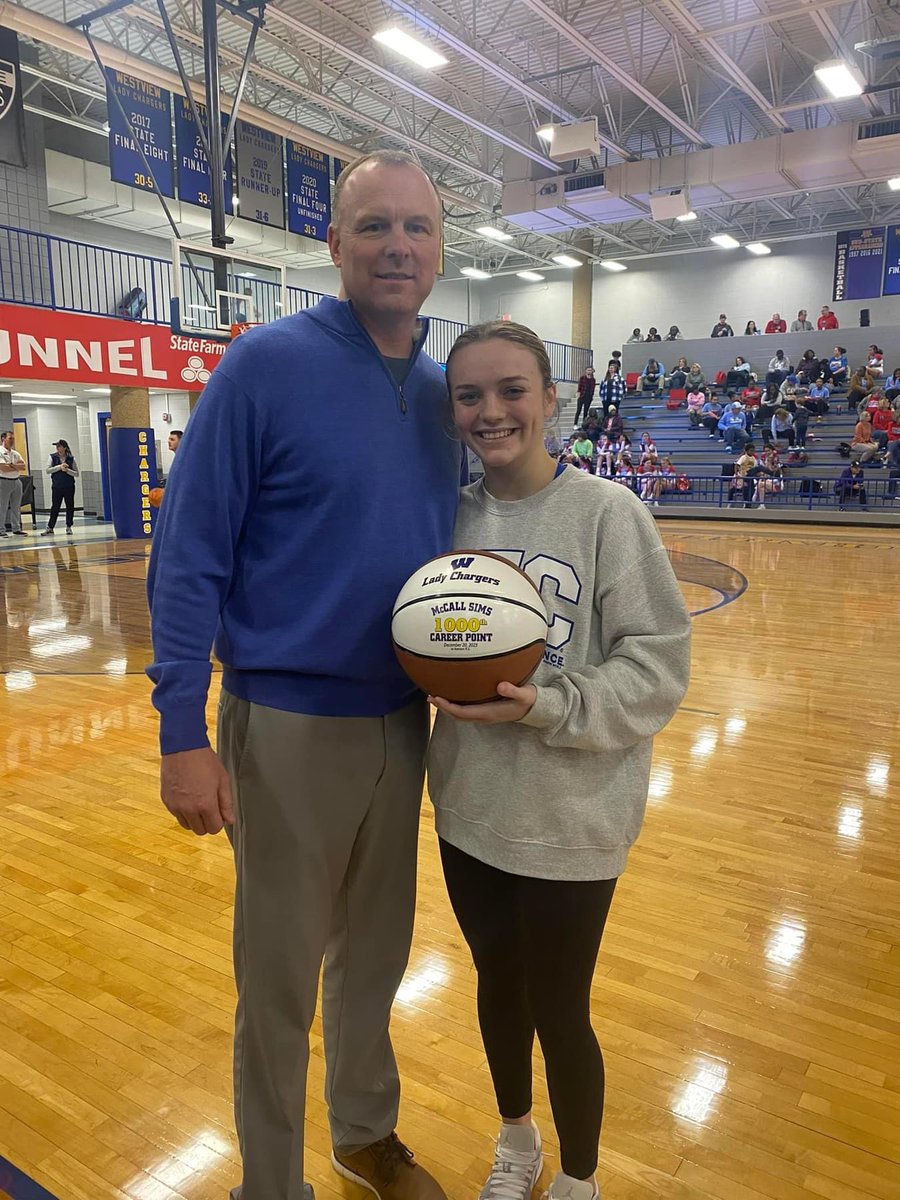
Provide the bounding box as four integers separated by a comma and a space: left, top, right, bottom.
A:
0, 521, 898, 1200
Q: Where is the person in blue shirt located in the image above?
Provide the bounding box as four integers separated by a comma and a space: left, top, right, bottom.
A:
700, 397, 723, 437
835, 461, 868, 510
827, 346, 848, 389
807, 376, 831, 417
718, 402, 751, 453
147, 151, 457, 1200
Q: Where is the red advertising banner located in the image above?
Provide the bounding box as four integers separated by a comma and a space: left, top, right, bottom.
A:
0, 304, 227, 391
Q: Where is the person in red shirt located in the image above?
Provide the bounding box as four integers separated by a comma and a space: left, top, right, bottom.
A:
765, 313, 786, 334
817, 305, 839, 331
871, 396, 893, 450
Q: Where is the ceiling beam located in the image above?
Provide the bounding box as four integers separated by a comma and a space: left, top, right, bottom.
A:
383, 0, 636, 161
266, 4, 561, 172
655, 0, 792, 133
516, 0, 710, 146
700, 0, 858, 40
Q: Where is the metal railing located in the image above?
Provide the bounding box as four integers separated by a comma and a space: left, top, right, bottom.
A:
602, 471, 900, 510
0, 223, 591, 377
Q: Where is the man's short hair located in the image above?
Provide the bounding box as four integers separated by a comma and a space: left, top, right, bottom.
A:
331, 151, 442, 229
170, 430, 183, 439
0, 430, 12, 439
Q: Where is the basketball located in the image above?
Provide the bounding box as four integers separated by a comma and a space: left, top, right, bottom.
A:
148, 487, 164, 508
392, 551, 548, 703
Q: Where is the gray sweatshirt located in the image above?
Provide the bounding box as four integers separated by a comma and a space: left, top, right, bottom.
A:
427, 468, 691, 881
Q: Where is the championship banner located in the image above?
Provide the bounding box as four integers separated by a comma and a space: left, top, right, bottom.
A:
174, 95, 233, 213
107, 427, 158, 539
0, 27, 26, 168
106, 69, 175, 197
832, 226, 885, 301
0, 304, 225, 391
333, 157, 345, 182
883, 224, 900, 297
235, 120, 285, 227
286, 141, 331, 241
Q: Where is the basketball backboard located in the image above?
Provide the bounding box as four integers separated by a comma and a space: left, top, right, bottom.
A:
171, 239, 288, 339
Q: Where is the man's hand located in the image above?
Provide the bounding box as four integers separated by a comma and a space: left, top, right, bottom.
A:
160, 747, 235, 835
429, 681, 537, 725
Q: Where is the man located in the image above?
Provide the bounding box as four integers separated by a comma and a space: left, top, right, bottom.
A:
168, 429, 183, 453
710, 314, 733, 337
0, 430, 27, 537
817, 305, 839, 331
765, 313, 786, 334
836, 460, 867, 509
147, 150, 459, 1200
573, 366, 595, 427
790, 309, 813, 332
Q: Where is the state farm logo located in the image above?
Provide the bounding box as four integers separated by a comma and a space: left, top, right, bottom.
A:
180, 355, 211, 385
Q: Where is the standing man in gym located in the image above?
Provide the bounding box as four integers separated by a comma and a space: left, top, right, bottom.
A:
147, 151, 459, 1200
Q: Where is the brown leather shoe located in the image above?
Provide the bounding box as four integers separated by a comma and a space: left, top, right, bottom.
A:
332, 1133, 446, 1200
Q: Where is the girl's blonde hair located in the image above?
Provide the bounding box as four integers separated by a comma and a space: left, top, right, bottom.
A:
446, 320, 554, 391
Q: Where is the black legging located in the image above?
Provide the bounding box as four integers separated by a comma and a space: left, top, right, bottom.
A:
48, 481, 75, 530
439, 839, 617, 1179
574, 394, 593, 426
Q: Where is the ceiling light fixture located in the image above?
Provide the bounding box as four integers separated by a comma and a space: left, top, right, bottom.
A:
814, 58, 866, 98
12, 392, 73, 400
373, 28, 447, 69
676, 211, 698, 222
476, 225, 514, 242
460, 266, 491, 279
600, 260, 627, 272
536, 125, 555, 143
710, 233, 740, 249
516, 271, 545, 281
888, 176, 900, 191
746, 242, 772, 255
552, 254, 582, 268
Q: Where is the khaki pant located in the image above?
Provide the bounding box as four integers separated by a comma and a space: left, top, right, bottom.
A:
218, 691, 429, 1200
0, 476, 23, 532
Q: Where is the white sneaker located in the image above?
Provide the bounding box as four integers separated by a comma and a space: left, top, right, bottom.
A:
757, 503, 766, 509
543, 1171, 599, 1200
479, 1123, 543, 1200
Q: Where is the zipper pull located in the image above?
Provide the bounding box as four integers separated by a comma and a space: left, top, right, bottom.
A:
399, 385, 407, 415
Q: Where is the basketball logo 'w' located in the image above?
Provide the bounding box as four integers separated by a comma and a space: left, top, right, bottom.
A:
0, 60, 16, 123
451, 556, 474, 569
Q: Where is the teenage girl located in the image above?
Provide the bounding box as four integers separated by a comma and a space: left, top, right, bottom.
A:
427, 321, 692, 1200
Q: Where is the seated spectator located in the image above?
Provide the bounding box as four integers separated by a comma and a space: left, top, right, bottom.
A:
719, 402, 751, 453
571, 430, 595, 472
638, 453, 660, 503
864, 345, 885, 386
724, 356, 751, 391
770, 407, 795, 449
846, 368, 870, 415
827, 346, 848, 388
687, 388, 706, 426
640, 357, 664, 395
806, 377, 830, 418
796, 349, 820, 385
728, 443, 759, 508
544, 431, 562, 457
778, 374, 806, 408
790, 309, 813, 332
852, 412, 882, 464
668, 356, 689, 389
888, 413, 900, 497
685, 362, 706, 393
664, 325, 682, 341
766, 349, 791, 387
597, 364, 626, 415
754, 446, 784, 509
638, 432, 658, 464
835, 461, 867, 509
627, 328, 643, 343
602, 404, 624, 440
744, 320, 761, 336
884, 367, 900, 401
597, 434, 629, 476
613, 452, 637, 490
711, 314, 734, 338
871, 396, 893, 451
817, 305, 839, 330
700, 397, 723, 437
741, 382, 762, 408
765, 313, 787, 334
646, 327, 662, 342
583, 415, 602, 443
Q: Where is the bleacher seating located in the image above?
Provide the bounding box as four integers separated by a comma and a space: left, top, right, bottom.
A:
558, 383, 899, 516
